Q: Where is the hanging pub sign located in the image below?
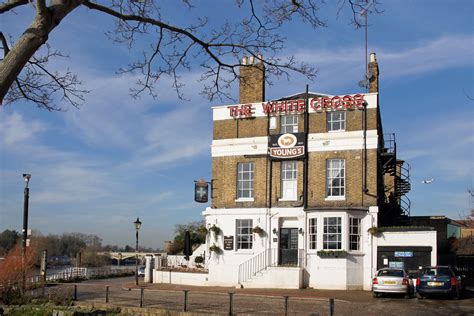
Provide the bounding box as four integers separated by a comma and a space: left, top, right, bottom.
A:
194, 179, 209, 203
269, 133, 305, 159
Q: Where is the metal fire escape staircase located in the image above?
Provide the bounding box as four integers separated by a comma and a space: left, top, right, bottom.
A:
380, 134, 411, 225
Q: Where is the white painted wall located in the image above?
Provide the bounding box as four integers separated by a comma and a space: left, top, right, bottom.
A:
211, 130, 379, 157
376, 230, 437, 266
154, 270, 209, 286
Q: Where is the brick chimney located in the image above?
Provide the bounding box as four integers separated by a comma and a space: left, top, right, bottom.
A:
368, 52, 379, 93
239, 54, 265, 103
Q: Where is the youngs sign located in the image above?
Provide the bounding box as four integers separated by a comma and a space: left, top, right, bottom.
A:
227, 94, 365, 118
269, 133, 305, 159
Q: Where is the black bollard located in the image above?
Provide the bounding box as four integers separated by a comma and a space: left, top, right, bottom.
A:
329, 298, 334, 316
284, 296, 289, 316
140, 288, 144, 307
105, 286, 109, 303
183, 290, 189, 312
228, 292, 234, 316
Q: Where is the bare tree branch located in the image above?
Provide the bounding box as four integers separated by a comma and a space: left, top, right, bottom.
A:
1, 0, 381, 109
0, 0, 28, 14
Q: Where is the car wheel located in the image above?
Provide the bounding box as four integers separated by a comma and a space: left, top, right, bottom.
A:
372, 292, 379, 298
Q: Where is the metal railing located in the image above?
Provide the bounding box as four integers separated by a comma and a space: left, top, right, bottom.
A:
238, 248, 305, 284
21, 284, 338, 316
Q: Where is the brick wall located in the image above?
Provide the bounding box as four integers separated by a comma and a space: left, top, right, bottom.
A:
213, 108, 378, 140
211, 149, 378, 209
239, 59, 265, 104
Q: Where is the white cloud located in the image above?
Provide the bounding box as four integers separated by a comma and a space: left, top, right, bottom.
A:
0, 112, 46, 147
283, 34, 474, 93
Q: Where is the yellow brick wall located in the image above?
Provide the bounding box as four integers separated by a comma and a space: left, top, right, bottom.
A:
213, 108, 378, 140
211, 149, 378, 209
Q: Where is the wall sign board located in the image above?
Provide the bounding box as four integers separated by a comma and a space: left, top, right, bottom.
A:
223, 236, 234, 251
269, 133, 305, 159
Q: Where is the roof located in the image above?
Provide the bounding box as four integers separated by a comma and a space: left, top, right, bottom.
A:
275, 91, 331, 100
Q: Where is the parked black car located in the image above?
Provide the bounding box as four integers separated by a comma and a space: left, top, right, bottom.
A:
416, 266, 465, 299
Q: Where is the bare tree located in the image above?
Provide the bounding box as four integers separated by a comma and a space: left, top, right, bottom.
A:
0, 0, 379, 111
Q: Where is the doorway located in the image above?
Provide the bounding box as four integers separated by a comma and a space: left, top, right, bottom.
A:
279, 228, 298, 266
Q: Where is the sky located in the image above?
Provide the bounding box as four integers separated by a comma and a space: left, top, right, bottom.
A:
1, 1, 473, 249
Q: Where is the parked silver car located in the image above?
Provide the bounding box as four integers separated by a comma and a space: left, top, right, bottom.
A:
372, 268, 413, 298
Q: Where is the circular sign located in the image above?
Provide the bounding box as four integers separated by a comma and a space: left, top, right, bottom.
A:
278, 133, 297, 148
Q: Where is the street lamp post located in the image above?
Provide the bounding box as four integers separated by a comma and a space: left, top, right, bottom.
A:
22, 173, 31, 257
22, 173, 31, 292
134, 217, 142, 286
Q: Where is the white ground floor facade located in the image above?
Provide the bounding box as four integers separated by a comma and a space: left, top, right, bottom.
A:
149, 207, 437, 290
201, 206, 379, 290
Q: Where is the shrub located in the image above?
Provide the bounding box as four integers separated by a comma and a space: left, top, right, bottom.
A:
194, 255, 204, 264
0, 244, 35, 304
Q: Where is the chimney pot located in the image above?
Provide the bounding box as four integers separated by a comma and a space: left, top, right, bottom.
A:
370, 53, 376, 63
242, 56, 248, 65
257, 53, 263, 63
249, 56, 255, 64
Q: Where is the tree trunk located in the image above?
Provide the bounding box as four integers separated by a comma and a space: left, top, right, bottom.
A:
0, 1, 82, 104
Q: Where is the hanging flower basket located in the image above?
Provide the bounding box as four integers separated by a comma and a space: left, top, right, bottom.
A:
209, 224, 220, 235
317, 250, 348, 258
209, 244, 221, 254
252, 226, 265, 236
367, 226, 382, 236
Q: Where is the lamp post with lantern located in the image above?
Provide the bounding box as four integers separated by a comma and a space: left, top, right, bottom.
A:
22, 173, 31, 258
21, 173, 31, 292
134, 217, 142, 286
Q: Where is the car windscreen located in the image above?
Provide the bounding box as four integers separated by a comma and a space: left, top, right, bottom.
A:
377, 270, 404, 277
421, 268, 451, 276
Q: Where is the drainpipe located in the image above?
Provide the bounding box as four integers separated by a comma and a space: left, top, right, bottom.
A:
303, 85, 310, 285
362, 101, 368, 198
267, 107, 273, 266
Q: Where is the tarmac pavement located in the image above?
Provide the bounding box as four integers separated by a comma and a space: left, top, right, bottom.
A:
71, 276, 474, 315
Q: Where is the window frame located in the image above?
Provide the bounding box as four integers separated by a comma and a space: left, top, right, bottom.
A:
236, 162, 254, 200
326, 111, 346, 132
349, 217, 361, 251
236, 219, 253, 250
280, 115, 298, 133
326, 159, 345, 199
323, 217, 342, 250
308, 218, 317, 250
280, 160, 298, 201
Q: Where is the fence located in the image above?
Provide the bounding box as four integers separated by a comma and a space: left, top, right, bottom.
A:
25, 283, 339, 315
28, 267, 135, 284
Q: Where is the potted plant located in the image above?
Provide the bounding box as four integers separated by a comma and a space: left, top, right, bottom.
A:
252, 226, 265, 236
316, 250, 348, 258
194, 255, 204, 268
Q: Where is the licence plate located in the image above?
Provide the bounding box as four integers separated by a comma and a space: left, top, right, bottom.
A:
428, 281, 444, 286
383, 281, 396, 285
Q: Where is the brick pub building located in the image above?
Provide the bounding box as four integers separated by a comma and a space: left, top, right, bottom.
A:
201, 53, 413, 290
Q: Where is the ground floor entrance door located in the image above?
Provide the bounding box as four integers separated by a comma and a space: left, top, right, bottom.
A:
279, 228, 298, 266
